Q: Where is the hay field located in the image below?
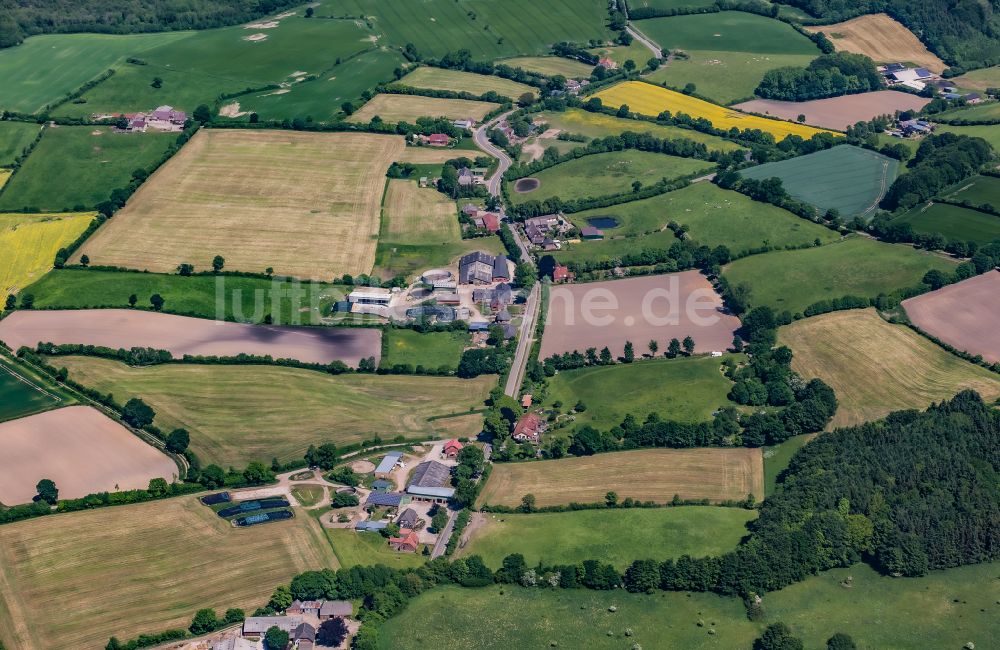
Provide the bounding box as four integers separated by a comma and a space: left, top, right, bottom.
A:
348, 94, 498, 124
0, 212, 93, 301
399, 67, 537, 98
0, 496, 335, 650
501, 56, 594, 78
0, 406, 177, 505
733, 91, 930, 131
73, 129, 402, 278
779, 309, 1000, 428
382, 179, 460, 243
593, 81, 840, 141
902, 270, 1000, 363
952, 65, 1000, 91
805, 13, 946, 73
55, 355, 495, 467
535, 108, 743, 151
479, 448, 763, 507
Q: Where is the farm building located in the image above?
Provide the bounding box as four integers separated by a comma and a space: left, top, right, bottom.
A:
580, 226, 604, 240
473, 283, 513, 308
424, 133, 450, 146
213, 638, 260, 650
374, 451, 403, 478
460, 251, 509, 284
443, 439, 464, 458
319, 601, 353, 619
389, 529, 421, 552
406, 305, 456, 323
406, 460, 456, 501
454, 119, 475, 129
371, 479, 393, 491
355, 520, 389, 532
348, 287, 392, 306
513, 412, 546, 443
396, 507, 420, 529
243, 616, 303, 638
366, 491, 410, 508
473, 212, 501, 233
287, 600, 323, 617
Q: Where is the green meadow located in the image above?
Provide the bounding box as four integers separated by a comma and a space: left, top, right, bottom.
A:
894, 202, 1000, 245
382, 329, 469, 371
0, 360, 72, 423
0, 122, 42, 167
551, 229, 679, 266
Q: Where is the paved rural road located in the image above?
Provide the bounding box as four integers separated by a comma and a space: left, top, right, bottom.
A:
474, 110, 515, 196
626, 24, 663, 59
431, 509, 458, 558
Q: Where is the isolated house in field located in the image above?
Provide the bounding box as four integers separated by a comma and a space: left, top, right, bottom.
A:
286, 600, 323, 617
426, 133, 450, 146
443, 439, 464, 458
513, 412, 545, 443
374, 451, 402, 478
319, 601, 353, 620
598, 57, 617, 70
396, 506, 419, 529
389, 529, 421, 552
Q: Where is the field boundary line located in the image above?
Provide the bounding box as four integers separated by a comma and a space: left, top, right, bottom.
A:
0, 362, 63, 404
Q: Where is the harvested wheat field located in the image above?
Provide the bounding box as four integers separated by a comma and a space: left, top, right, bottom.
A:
0, 496, 335, 650
734, 91, 930, 131
0, 406, 177, 505
0, 309, 381, 366
478, 448, 763, 507
72, 129, 403, 279
780, 308, 1000, 428
540, 271, 741, 360
902, 270, 1000, 363
383, 179, 460, 243
347, 94, 498, 124
806, 14, 946, 73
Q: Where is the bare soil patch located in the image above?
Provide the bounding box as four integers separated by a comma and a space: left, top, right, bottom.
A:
902, 270, 1000, 363
514, 178, 540, 193
733, 91, 930, 131
0, 309, 381, 366
0, 406, 176, 505
242, 33, 268, 42
349, 459, 376, 474
805, 14, 946, 72
539, 271, 741, 359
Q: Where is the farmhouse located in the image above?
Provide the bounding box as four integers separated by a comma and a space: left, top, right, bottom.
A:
396, 507, 420, 529
422, 133, 450, 146
389, 529, 421, 552
553, 264, 574, 283
473, 212, 501, 232
443, 439, 464, 458
513, 412, 546, 443
473, 283, 513, 309
374, 451, 402, 478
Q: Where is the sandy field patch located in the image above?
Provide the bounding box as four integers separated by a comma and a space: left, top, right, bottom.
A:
734, 91, 930, 131
0, 309, 381, 366
479, 447, 763, 507
348, 94, 498, 124
539, 271, 741, 359
0, 406, 176, 505
349, 459, 376, 473
806, 14, 946, 72
902, 270, 1000, 363
72, 129, 403, 279
243, 33, 268, 42
217, 102, 246, 117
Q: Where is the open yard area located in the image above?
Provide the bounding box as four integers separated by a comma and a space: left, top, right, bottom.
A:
479, 447, 764, 507
382, 328, 469, 371
72, 129, 402, 279
0, 309, 382, 366
902, 270, 1000, 363
348, 94, 498, 124
0, 495, 335, 650
0, 122, 41, 166
637, 12, 820, 103
722, 237, 957, 315
893, 202, 1000, 245
779, 308, 1000, 428
460, 507, 756, 569
534, 108, 743, 151
0, 126, 177, 212
539, 271, 741, 360
510, 151, 714, 204
545, 355, 741, 430
805, 13, 946, 73
0, 406, 177, 505
54, 355, 494, 467
0, 212, 93, 301
399, 67, 537, 98
734, 91, 930, 131
500, 56, 593, 78
593, 81, 839, 142
739, 145, 899, 218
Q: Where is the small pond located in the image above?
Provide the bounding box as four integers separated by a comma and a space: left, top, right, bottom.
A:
587, 216, 620, 229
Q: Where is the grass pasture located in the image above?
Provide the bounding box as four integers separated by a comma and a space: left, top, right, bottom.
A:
942, 173, 1000, 207
952, 65, 1000, 91
593, 81, 839, 142
461, 507, 755, 569
55, 355, 495, 467
936, 123, 1000, 152
534, 108, 743, 151
551, 229, 680, 266
509, 151, 714, 204
0, 126, 177, 212
805, 13, 946, 72
382, 328, 469, 371
739, 145, 899, 218
0, 213, 93, 301
545, 355, 741, 430
325, 529, 428, 570
348, 94, 498, 124
779, 308, 1000, 428
0, 496, 335, 650
0, 122, 41, 167
479, 448, 764, 507
73, 129, 402, 279
722, 237, 957, 315
500, 56, 594, 78
894, 202, 1000, 245
399, 67, 537, 98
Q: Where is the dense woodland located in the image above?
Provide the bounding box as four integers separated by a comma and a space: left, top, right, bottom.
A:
755, 52, 884, 101
0, 0, 301, 47
881, 132, 994, 210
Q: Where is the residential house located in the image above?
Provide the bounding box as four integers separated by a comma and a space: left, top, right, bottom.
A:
396, 507, 420, 529
458, 167, 474, 186
443, 439, 464, 458
553, 264, 574, 283
521, 394, 533, 408
426, 133, 450, 146
598, 57, 617, 70
389, 529, 421, 552
319, 601, 353, 620
473, 212, 501, 233
512, 412, 546, 443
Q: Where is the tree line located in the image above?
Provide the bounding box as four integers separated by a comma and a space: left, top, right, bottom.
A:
755, 52, 884, 102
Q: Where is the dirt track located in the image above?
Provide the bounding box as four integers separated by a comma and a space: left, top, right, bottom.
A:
0, 406, 176, 505
734, 91, 930, 131
902, 270, 1000, 363
0, 309, 381, 366
539, 271, 741, 359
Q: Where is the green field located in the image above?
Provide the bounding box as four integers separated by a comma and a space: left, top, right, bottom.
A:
535, 108, 743, 151
399, 67, 537, 98
938, 101, 1000, 122
383, 328, 469, 370
0, 122, 41, 167
0, 360, 70, 423
587, 43, 655, 68
763, 434, 813, 496
461, 507, 756, 569
739, 145, 900, 219
55, 356, 496, 467
936, 123, 1000, 151
551, 229, 680, 266
326, 528, 428, 569
942, 173, 1000, 207
319, 0, 613, 60
722, 237, 958, 314
0, 32, 193, 114
638, 12, 819, 103
499, 56, 594, 78
0, 126, 177, 212
23, 269, 349, 325
510, 151, 714, 205
630, 0, 716, 8
545, 355, 740, 430
894, 202, 1000, 245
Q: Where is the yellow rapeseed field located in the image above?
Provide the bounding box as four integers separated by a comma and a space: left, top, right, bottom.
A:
0, 212, 93, 301
593, 81, 841, 141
